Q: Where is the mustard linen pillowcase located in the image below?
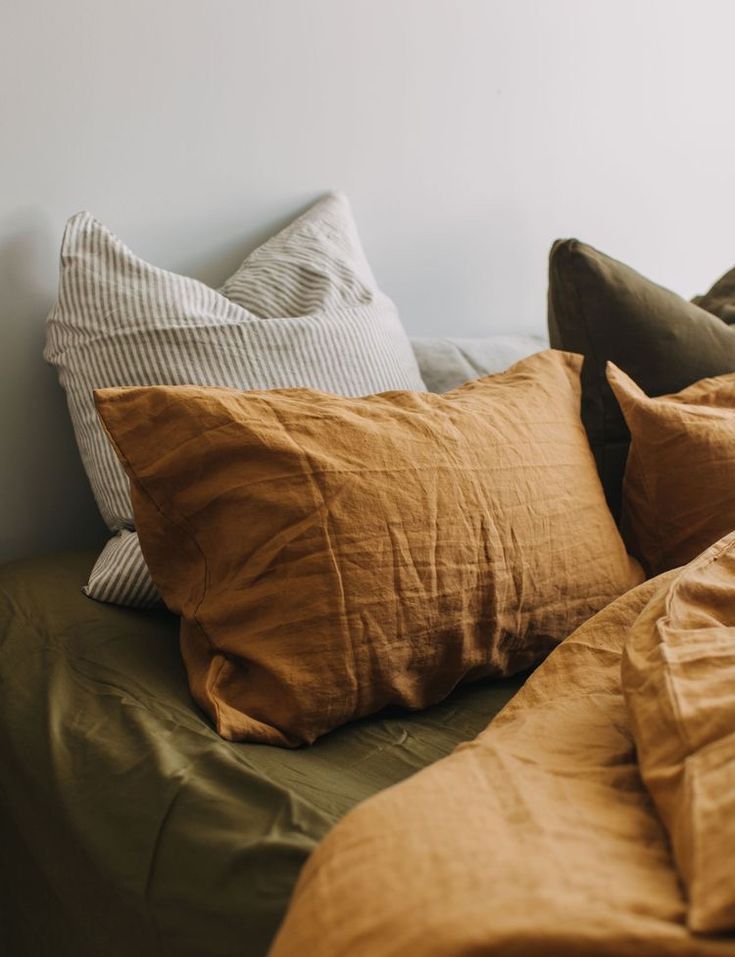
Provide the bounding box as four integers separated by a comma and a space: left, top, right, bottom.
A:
608, 363, 735, 575
95, 350, 642, 747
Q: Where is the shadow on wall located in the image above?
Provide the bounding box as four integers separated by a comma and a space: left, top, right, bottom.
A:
170, 197, 318, 292
0, 199, 321, 564
0, 208, 107, 562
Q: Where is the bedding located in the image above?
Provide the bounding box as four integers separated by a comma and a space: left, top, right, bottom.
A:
0, 550, 526, 957
44, 192, 424, 609
547, 238, 735, 519
624, 533, 735, 934
693, 262, 735, 322
269, 544, 735, 957
608, 363, 735, 574
94, 350, 641, 746
411, 334, 548, 392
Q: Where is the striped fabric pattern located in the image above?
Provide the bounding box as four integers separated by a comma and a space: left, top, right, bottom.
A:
45, 193, 425, 608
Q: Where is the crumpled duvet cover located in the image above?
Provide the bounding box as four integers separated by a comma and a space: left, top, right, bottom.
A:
270, 539, 735, 957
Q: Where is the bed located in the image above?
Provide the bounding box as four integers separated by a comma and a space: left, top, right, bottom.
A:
6, 198, 735, 957
0, 336, 544, 957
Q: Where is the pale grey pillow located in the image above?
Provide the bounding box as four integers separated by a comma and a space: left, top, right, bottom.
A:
412, 335, 548, 393
45, 193, 425, 608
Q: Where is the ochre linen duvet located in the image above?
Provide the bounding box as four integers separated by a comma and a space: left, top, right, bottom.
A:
270, 537, 735, 957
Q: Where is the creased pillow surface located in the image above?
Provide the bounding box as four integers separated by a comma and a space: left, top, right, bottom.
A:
44, 192, 425, 609
95, 350, 642, 747
607, 362, 735, 575
623, 531, 735, 933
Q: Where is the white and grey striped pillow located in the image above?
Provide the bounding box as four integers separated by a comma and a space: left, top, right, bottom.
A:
45, 192, 425, 608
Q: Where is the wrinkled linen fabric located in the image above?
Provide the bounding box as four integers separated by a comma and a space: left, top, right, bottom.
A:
95, 350, 641, 746
269, 570, 735, 957
0, 551, 526, 957
624, 531, 735, 934
608, 362, 735, 575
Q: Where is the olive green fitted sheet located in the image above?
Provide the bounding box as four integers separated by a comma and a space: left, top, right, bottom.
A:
0, 551, 525, 957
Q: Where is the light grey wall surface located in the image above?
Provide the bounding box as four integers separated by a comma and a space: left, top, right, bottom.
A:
2, 0, 735, 561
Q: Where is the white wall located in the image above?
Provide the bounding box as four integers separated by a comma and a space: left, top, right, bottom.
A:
2, 0, 735, 560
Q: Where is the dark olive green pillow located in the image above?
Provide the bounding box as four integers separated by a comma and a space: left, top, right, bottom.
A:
693, 265, 735, 324
548, 240, 735, 520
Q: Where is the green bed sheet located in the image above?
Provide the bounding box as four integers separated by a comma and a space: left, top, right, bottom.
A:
0, 551, 525, 957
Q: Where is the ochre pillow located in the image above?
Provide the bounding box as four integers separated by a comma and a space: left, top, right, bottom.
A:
607, 362, 735, 575
95, 350, 642, 747
623, 531, 735, 933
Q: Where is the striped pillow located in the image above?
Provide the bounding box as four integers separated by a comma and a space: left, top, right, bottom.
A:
45, 193, 425, 608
